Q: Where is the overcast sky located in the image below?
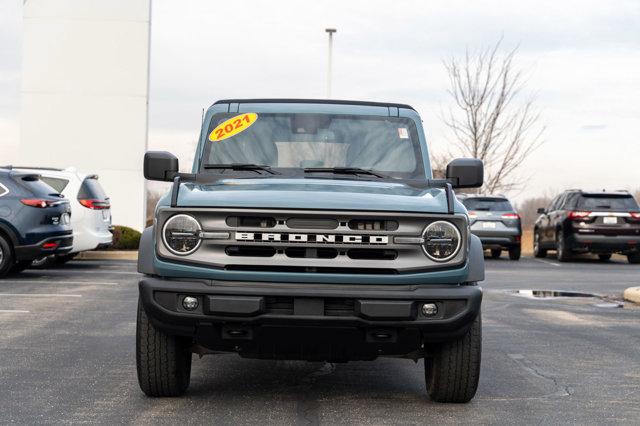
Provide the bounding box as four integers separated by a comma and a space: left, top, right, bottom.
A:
2, 0, 639, 200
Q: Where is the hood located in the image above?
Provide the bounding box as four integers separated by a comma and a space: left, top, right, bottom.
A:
170, 178, 460, 214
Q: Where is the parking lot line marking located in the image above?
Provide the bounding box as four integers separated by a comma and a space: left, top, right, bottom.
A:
2, 280, 119, 286
0, 309, 30, 313
532, 258, 561, 267
0, 293, 82, 298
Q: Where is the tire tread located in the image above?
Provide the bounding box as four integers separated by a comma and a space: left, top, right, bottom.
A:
425, 314, 481, 403
136, 301, 191, 397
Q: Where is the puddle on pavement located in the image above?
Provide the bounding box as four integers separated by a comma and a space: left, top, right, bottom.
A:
511, 290, 624, 308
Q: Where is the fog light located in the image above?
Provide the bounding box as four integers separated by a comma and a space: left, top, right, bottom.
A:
421, 303, 438, 316
182, 296, 199, 311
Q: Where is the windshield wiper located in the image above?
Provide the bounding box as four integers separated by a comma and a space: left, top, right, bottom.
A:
303, 167, 389, 179
203, 163, 277, 175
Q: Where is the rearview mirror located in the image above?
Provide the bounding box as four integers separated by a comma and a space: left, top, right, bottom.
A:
144, 151, 179, 181
446, 158, 483, 188
537, 207, 546, 214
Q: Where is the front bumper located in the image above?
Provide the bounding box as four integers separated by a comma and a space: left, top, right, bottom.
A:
139, 277, 482, 361
14, 234, 74, 261
568, 233, 640, 253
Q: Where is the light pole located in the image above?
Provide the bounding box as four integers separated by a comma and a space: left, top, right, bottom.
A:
325, 28, 336, 98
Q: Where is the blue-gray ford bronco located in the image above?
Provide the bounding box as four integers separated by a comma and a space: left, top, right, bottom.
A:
137, 99, 485, 402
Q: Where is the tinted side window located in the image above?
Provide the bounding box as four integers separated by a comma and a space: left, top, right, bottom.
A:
41, 177, 69, 193
548, 195, 561, 211
78, 178, 108, 201
556, 193, 569, 210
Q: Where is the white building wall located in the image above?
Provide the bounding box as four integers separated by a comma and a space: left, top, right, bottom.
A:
20, 0, 151, 231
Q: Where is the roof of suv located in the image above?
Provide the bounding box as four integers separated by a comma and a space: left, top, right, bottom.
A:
3, 166, 90, 181
212, 98, 416, 110
565, 189, 632, 196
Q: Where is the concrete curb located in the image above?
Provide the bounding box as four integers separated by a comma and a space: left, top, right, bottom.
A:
623, 287, 640, 304
76, 250, 138, 261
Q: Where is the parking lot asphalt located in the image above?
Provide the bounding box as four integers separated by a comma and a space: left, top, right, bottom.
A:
1, 256, 639, 425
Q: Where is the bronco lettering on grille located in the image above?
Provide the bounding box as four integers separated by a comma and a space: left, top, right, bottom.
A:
235, 232, 388, 245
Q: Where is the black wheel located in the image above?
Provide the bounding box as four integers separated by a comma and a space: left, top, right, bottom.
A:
556, 233, 571, 262
490, 249, 501, 259
31, 255, 54, 269
533, 231, 547, 258
0, 234, 14, 278
508, 245, 521, 261
10, 260, 32, 274
425, 313, 481, 403
628, 253, 640, 264
55, 253, 78, 264
136, 300, 192, 397
598, 254, 611, 262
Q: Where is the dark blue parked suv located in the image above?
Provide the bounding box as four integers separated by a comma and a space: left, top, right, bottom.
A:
0, 168, 73, 277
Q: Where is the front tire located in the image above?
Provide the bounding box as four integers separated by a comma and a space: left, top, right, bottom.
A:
598, 254, 611, 262
425, 313, 481, 403
136, 301, 192, 397
533, 231, 547, 258
490, 249, 501, 259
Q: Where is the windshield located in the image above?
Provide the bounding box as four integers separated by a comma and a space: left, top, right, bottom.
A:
462, 197, 513, 211
200, 112, 427, 180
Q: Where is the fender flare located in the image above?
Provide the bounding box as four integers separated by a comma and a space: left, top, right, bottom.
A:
137, 226, 156, 275
466, 234, 485, 282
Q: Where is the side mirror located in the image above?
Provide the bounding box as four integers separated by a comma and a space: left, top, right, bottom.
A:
537, 207, 546, 214
446, 158, 483, 189
144, 151, 179, 181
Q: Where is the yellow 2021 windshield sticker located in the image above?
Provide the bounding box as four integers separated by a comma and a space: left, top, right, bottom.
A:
209, 113, 258, 142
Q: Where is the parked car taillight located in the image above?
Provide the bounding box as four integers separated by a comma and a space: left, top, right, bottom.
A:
629, 212, 640, 221
501, 213, 520, 220
21, 198, 61, 208
568, 211, 591, 220
79, 199, 110, 210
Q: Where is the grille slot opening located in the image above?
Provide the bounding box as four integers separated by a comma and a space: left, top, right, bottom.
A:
286, 218, 339, 229
347, 249, 398, 260
265, 297, 294, 314
348, 219, 398, 231
226, 216, 276, 228
325, 298, 355, 316
225, 246, 276, 257
285, 247, 338, 259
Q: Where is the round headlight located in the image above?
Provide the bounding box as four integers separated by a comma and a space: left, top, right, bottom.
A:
422, 221, 461, 262
162, 214, 202, 255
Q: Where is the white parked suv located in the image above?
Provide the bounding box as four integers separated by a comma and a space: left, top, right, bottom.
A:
12, 167, 113, 264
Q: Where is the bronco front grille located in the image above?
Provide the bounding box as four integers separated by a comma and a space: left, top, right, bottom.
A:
156, 208, 468, 273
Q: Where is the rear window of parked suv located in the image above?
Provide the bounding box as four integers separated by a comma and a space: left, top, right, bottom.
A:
78, 178, 108, 201
462, 198, 513, 211
19, 176, 59, 196
575, 195, 639, 211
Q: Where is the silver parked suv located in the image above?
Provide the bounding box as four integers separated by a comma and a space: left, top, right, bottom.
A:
458, 194, 522, 260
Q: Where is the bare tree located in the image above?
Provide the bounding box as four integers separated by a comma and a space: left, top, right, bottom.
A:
443, 40, 544, 193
